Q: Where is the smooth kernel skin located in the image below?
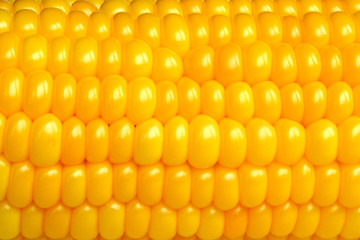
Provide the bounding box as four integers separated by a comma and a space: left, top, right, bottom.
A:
186, 14, 209, 48
201, 80, 225, 121
257, 12, 283, 46
196, 206, 225, 240
48, 36, 71, 76
3, 112, 31, 163
151, 47, 183, 83
109, 118, 134, 164
184, 46, 214, 85
161, 14, 190, 57
246, 118, 277, 166
20, 35, 47, 74
291, 158, 315, 204
155, 81, 178, 124
343, 44, 360, 87
13, 10, 38, 39
134, 118, 163, 166
51, 74, 76, 122
76, 76, 100, 124
282, 16, 302, 47
189, 115, 220, 169
0, 156, 10, 201
326, 82, 354, 124
225, 82, 254, 124
247, 203, 272, 239
295, 43, 321, 85
341, 207, 360, 239
70, 37, 98, 79
316, 203, 346, 239
112, 13, 134, 44
0, 9, 10, 33
7, 161, 34, 208
302, 82, 327, 126
319, 46, 343, 87
224, 205, 247, 239
0, 201, 20, 240
97, 38, 122, 78
191, 168, 214, 208
125, 199, 151, 239
209, 15, 232, 49
354, 85, 360, 117
149, 203, 177, 240
292, 202, 320, 238
99, 0, 128, 16
70, 0, 97, 16
313, 162, 340, 207
219, 118, 246, 168
126, 77, 156, 124
66, 10, 88, 40
61, 164, 86, 208
238, 162, 267, 208
339, 164, 360, 208
88, 11, 110, 41
164, 165, 191, 209
266, 163, 292, 206
215, 43, 243, 87
177, 77, 201, 121
100, 75, 127, 124
44, 203, 71, 239
22, 70, 53, 120
305, 119, 338, 166
275, 119, 305, 165
70, 203, 98, 240
298, 0, 323, 16
156, 0, 183, 17
0, 33, 20, 72
30, 113, 62, 167
182, 0, 202, 15
277, 0, 298, 17
214, 166, 239, 211
130, 0, 154, 18
33, 164, 62, 209
229, 0, 252, 16
0, 69, 24, 117
21, 204, 43, 239
85, 119, 109, 163
271, 201, 298, 237
86, 162, 112, 206
137, 163, 164, 206
61, 117, 85, 165
232, 13, 257, 47
271, 43, 297, 87
177, 204, 201, 238
99, 199, 125, 240
113, 162, 137, 203
253, 81, 281, 124
329, 12, 356, 49
39, 8, 66, 39
204, 0, 229, 17
135, 13, 160, 49
243, 41, 272, 85
302, 12, 329, 48
163, 116, 188, 166
0, 114, 3, 154
338, 117, 360, 164
42, 0, 70, 13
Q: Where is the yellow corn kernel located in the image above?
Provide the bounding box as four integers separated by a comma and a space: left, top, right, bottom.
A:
177, 204, 200, 238
257, 12, 283, 46
319, 45, 343, 87
338, 116, 360, 164
339, 163, 360, 208
0, 156, 9, 201
343, 44, 360, 87
39, 8, 66, 39
112, 12, 134, 43
271, 201, 298, 237
214, 166, 239, 211
97, 38, 122, 78
33, 163, 62, 208
125, 199, 151, 239
151, 47, 183, 83
292, 202, 320, 239
66, 10, 88, 40
196, 206, 224, 240
99, 199, 125, 240
44, 203, 71, 239
191, 168, 214, 208
295, 43, 321, 86
109, 118, 134, 164
61, 164, 86, 207
149, 203, 177, 240
85, 118, 109, 163
135, 13, 160, 49
13, 10, 38, 39
232, 13, 257, 47
329, 12, 356, 49
316, 203, 346, 239
137, 163, 164, 206
70, 202, 98, 240
29, 113, 62, 167
19, 35, 47, 74
0, 69, 24, 117
209, 15, 232, 48
0, 200, 20, 240
246, 203, 272, 239
266, 163, 292, 206
291, 158, 315, 204
61, 117, 85, 165
113, 162, 137, 203
177, 77, 201, 121
21, 204, 43, 239
155, 81, 178, 124
302, 82, 327, 126
200, 80, 225, 121
184, 46, 214, 85
86, 162, 112, 206
88, 11, 110, 41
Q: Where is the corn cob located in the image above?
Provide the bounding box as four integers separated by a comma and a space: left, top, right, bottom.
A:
1, 0, 360, 240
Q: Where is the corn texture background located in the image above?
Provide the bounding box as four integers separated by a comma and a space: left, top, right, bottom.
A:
0, 0, 360, 239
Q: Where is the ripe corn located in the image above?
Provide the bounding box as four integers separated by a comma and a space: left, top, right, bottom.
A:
1, 0, 360, 240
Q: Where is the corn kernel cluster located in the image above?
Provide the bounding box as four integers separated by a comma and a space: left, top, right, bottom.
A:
1, 0, 360, 240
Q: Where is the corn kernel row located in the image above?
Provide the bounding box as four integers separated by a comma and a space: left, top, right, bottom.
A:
1, 69, 360, 124
1, 156, 360, 211
1, 198, 360, 240
1, 110, 360, 167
